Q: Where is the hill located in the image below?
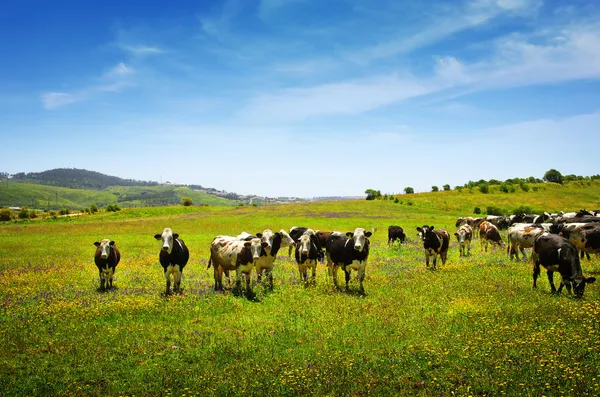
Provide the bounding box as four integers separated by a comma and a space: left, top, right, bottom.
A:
0, 180, 236, 210
9, 168, 159, 190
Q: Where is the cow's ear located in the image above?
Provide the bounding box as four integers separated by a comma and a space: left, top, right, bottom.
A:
274, 232, 281, 237
173, 234, 179, 239
365, 231, 372, 237
430, 225, 435, 230
416, 227, 422, 232
261, 242, 269, 248
154, 234, 161, 240
454, 233, 459, 236
586, 277, 596, 284
244, 241, 251, 248
109, 241, 115, 246
256, 233, 263, 238
94, 242, 100, 247
346, 232, 354, 238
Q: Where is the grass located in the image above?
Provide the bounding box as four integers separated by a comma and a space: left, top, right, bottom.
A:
1, 184, 600, 396
0, 181, 237, 210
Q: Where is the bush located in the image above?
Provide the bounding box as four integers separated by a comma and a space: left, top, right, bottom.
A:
512, 205, 540, 215
59, 208, 70, 215
106, 204, 120, 212
394, 197, 399, 203
48, 210, 57, 219
18, 206, 30, 219
0, 208, 12, 221
474, 207, 481, 214
404, 187, 414, 194
479, 183, 489, 194
182, 197, 193, 206
431, 186, 439, 192
90, 204, 98, 213
29, 210, 38, 219
486, 206, 505, 216
520, 182, 530, 192
443, 184, 450, 191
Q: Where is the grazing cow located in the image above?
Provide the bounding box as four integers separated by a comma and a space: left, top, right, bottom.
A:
507, 224, 545, 261
416, 226, 450, 270
208, 235, 266, 295
532, 233, 596, 297
294, 233, 320, 284
154, 228, 190, 295
325, 228, 372, 294
454, 224, 472, 257
93, 239, 121, 291
479, 221, 504, 252
388, 225, 406, 244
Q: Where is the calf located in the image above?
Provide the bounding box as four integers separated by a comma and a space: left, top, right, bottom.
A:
208, 235, 266, 295
94, 239, 121, 291
479, 221, 504, 252
532, 233, 596, 297
154, 228, 190, 295
416, 225, 450, 270
388, 225, 406, 244
454, 224, 472, 257
294, 233, 320, 284
507, 223, 544, 261
325, 228, 372, 294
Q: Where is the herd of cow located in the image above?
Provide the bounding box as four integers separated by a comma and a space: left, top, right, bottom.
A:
92, 209, 598, 298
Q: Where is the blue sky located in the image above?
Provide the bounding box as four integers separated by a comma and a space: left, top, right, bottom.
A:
1, 0, 599, 197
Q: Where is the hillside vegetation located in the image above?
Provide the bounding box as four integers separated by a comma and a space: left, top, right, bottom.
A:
1, 183, 600, 396
0, 180, 236, 210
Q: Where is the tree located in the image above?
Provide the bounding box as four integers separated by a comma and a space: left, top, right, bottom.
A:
479, 182, 489, 194
404, 187, 414, 194
365, 189, 381, 200
431, 186, 439, 192
443, 184, 450, 191
543, 169, 563, 184
182, 197, 193, 206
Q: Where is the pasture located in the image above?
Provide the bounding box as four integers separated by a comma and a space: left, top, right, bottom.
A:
1, 196, 600, 396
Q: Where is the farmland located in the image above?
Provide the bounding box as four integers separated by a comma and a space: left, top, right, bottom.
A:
1, 183, 600, 396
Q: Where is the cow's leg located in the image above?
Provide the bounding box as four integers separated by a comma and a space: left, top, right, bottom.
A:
257, 268, 263, 284
432, 254, 437, 270
332, 265, 340, 289
310, 261, 317, 284
547, 271, 557, 293
174, 265, 182, 293
358, 264, 366, 295
533, 262, 540, 289
99, 270, 105, 291
245, 272, 252, 297
267, 268, 274, 291
585, 252, 591, 261
213, 266, 223, 291
235, 267, 242, 294
425, 252, 430, 268
344, 268, 351, 291
520, 246, 527, 261
440, 251, 447, 265
108, 268, 114, 289
288, 245, 293, 257
466, 240, 471, 256
558, 276, 571, 294
164, 269, 171, 295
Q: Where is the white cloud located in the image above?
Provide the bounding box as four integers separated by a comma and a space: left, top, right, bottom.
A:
107, 62, 135, 77
121, 45, 163, 55
40, 92, 86, 109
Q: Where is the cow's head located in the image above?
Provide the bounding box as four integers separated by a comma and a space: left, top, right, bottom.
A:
572, 276, 596, 298
154, 228, 179, 254
245, 238, 267, 261
416, 225, 434, 242
297, 234, 313, 258
346, 228, 372, 252
94, 239, 115, 259
279, 229, 295, 246
454, 230, 465, 243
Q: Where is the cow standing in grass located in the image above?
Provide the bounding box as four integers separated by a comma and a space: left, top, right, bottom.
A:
454, 224, 472, 257
154, 228, 190, 295
479, 221, 504, 252
416, 226, 449, 270
388, 225, 406, 245
532, 233, 596, 297
294, 233, 320, 285
94, 239, 121, 291
325, 228, 372, 294
507, 224, 544, 261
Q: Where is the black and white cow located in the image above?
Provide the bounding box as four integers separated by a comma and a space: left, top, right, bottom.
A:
254, 229, 283, 290
454, 224, 472, 257
416, 226, 450, 270
208, 235, 266, 296
532, 233, 596, 297
154, 228, 190, 295
294, 233, 320, 284
288, 226, 309, 256
388, 225, 406, 244
94, 239, 121, 291
325, 228, 372, 294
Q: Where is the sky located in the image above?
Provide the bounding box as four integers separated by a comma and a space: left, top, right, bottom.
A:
1, 0, 599, 198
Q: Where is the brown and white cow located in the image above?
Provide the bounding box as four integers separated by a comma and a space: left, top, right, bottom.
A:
507, 223, 545, 261
454, 224, 472, 257
208, 235, 267, 296
94, 239, 121, 291
254, 229, 284, 290
479, 221, 504, 252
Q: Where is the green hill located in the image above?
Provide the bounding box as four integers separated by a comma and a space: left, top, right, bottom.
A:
9, 168, 159, 189
0, 180, 236, 210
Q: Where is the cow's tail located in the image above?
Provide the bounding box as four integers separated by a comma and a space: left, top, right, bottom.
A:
207, 256, 212, 269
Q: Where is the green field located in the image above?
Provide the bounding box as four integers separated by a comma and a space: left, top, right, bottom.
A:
0, 181, 236, 210
1, 183, 600, 396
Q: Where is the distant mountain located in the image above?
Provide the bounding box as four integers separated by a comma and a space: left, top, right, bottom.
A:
10, 168, 159, 190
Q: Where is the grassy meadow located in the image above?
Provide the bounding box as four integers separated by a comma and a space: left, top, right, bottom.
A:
1, 183, 600, 396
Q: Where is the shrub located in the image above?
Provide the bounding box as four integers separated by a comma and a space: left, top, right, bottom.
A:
431, 186, 439, 192
48, 210, 57, 219
0, 208, 12, 221
499, 183, 509, 193
404, 187, 414, 194
479, 183, 489, 194
18, 207, 30, 219
394, 197, 399, 203
182, 197, 193, 206
532, 186, 539, 192
106, 204, 120, 212
29, 210, 38, 219
59, 208, 70, 215
90, 204, 98, 213
474, 207, 481, 214
407, 200, 413, 206
520, 182, 530, 192
486, 206, 505, 216
512, 205, 540, 215
443, 184, 450, 191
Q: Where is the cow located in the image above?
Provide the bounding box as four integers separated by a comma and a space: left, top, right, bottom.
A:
208, 235, 266, 296
550, 222, 599, 260
506, 223, 545, 261
532, 233, 596, 297
324, 228, 372, 294
93, 239, 121, 291
294, 233, 320, 284
454, 224, 472, 257
278, 229, 296, 254
154, 228, 190, 295
455, 217, 473, 228
416, 226, 450, 270
253, 229, 283, 290
485, 215, 511, 230
563, 225, 600, 260
288, 226, 309, 255
479, 221, 504, 252
388, 225, 406, 245
314, 231, 331, 261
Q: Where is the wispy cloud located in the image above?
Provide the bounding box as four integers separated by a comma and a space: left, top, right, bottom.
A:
40, 92, 86, 110
106, 62, 135, 77
121, 44, 163, 55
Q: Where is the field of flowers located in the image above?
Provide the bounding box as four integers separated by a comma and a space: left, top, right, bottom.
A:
1, 197, 600, 396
